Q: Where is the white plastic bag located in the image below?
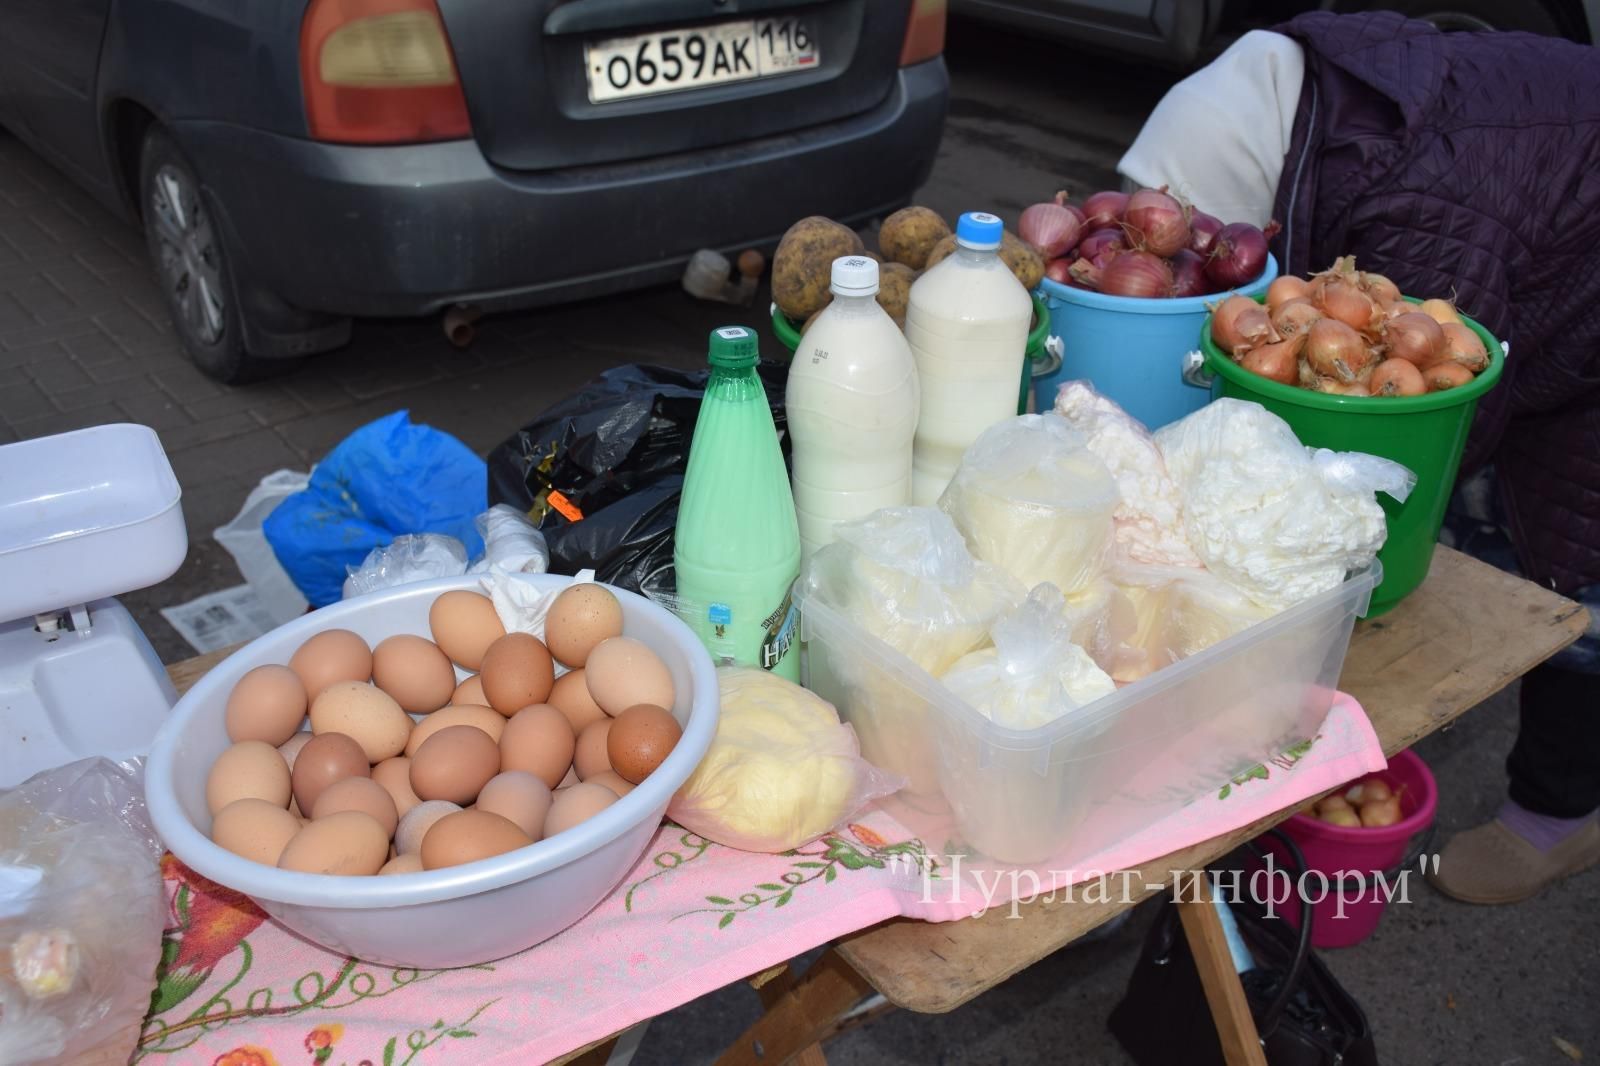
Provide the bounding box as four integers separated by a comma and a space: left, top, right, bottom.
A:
801, 507, 1022, 675
1053, 380, 1200, 567
342, 533, 469, 598
942, 584, 1117, 730
667, 668, 902, 853
0, 758, 164, 1065
468, 504, 551, 575
213, 469, 311, 625
1154, 399, 1415, 610
938, 414, 1121, 596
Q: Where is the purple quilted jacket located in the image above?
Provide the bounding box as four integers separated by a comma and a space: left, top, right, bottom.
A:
1270, 12, 1600, 596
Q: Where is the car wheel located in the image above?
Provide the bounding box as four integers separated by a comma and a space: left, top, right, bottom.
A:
1373, 0, 1565, 36
138, 127, 293, 383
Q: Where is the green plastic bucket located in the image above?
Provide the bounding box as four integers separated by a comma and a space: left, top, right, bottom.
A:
1200, 300, 1504, 616
770, 291, 1057, 415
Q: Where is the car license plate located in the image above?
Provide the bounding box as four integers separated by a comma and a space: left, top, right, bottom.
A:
585, 17, 819, 104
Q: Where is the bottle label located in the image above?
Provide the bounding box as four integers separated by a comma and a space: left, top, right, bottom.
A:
759, 589, 799, 671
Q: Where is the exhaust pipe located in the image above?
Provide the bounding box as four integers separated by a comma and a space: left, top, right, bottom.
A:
443, 304, 483, 348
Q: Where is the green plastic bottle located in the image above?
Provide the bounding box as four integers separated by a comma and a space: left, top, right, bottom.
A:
674, 325, 802, 680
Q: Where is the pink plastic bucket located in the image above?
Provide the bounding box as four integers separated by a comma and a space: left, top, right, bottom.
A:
1256, 748, 1438, 948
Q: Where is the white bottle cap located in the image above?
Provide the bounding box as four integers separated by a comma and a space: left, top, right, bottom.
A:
830, 256, 879, 297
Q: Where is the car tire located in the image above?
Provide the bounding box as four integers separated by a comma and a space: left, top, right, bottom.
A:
1371, 0, 1565, 36
138, 127, 296, 383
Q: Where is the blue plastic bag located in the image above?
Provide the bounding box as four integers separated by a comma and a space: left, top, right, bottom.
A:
264, 411, 486, 607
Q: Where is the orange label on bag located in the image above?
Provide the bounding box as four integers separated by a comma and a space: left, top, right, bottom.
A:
547, 490, 584, 523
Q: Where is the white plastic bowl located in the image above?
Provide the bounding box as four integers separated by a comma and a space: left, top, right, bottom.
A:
145, 573, 719, 968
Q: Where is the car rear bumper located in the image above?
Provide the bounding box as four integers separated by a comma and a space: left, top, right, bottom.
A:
174, 60, 948, 319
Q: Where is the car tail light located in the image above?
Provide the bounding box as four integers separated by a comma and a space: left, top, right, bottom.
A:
899, 0, 947, 66
301, 0, 471, 144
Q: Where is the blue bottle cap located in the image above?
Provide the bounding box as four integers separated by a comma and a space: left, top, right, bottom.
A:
955, 211, 1004, 251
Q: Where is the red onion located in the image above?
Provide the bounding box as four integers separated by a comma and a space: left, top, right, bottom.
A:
1045, 257, 1073, 285
1122, 187, 1190, 258
1205, 222, 1270, 289
1082, 190, 1129, 230
1169, 249, 1209, 298
1075, 227, 1126, 264
1187, 210, 1224, 255
1019, 194, 1084, 259
1098, 251, 1173, 299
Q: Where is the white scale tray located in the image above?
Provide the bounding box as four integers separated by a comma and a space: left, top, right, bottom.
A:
0, 424, 187, 786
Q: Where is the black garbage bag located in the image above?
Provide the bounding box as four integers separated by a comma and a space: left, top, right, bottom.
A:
486, 362, 790, 599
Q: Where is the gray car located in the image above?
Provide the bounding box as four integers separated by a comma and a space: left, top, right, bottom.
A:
952, 0, 1596, 65
0, 1, 949, 381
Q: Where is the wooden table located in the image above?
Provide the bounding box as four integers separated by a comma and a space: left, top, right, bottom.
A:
165, 547, 1588, 1066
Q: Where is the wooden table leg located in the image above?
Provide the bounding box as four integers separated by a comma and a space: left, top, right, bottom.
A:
1175, 874, 1267, 1066
713, 949, 872, 1066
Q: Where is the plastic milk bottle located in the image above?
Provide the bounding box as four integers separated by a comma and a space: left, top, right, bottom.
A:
785, 256, 920, 561
905, 211, 1032, 505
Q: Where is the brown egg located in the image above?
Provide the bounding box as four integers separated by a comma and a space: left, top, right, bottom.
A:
206, 741, 292, 815
607, 704, 683, 784
211, 798, 301, 866
452, 674, 486, 706
309, 681, 412, 763
290, 732, 370, 815
278, 731, 313, 771
395, 799, 462, 854
428, 590, 505, 670
547, 669, 608, 736
544, 782, 618, 837
585, 637, 675, 716
573, 719, 613, 780
371, 756, 422, 819
410, 725, 501, 805
585, 770, 636, 799
371, 634, 456, 713
225, 665, 308, 746
277, 811, 389, 875
311, 776, 400, 837
480, 632, 555, 716
499, 704, 576, 789
544, 583, 624, 668
420, 810, 533, 870
474, 771, 553, 839
379, 853, 425, 876
404, 704, 505, 755
289, 629, 373, 699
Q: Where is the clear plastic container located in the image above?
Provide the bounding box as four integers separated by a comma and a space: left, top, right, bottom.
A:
796, 562, 1381, 865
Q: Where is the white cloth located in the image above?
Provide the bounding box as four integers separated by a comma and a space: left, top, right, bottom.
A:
1117, 31, 1305, 229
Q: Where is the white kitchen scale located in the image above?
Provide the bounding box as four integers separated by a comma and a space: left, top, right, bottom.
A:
0, 424, 188, 787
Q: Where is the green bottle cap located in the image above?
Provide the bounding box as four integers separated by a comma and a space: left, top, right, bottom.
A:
707, 325, 759, 369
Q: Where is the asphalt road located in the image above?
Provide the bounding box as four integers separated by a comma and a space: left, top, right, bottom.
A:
1, 18, 1594, 1066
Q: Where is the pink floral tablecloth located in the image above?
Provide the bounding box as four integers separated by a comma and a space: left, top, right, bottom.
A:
134, 694, 1383, 1066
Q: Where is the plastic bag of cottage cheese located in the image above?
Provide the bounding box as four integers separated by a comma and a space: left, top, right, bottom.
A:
938, 414, 1121, 596
1153, 400, 1414, 611
943, 583, 1117, 730
1053, 380, 1201, 568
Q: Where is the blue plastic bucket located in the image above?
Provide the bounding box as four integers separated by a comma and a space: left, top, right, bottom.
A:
1034, 253, 1278, 428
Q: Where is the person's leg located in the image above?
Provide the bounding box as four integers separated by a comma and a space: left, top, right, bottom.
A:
1430, 662, 1600, 904
1503, 661, 1600, 831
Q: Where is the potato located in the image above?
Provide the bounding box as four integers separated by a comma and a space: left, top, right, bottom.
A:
1001, 230, 1045, 290
923, 234, 957, 270
772, 216, 865, 320
876, 263, 915, 327
878, 206, 952, 270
